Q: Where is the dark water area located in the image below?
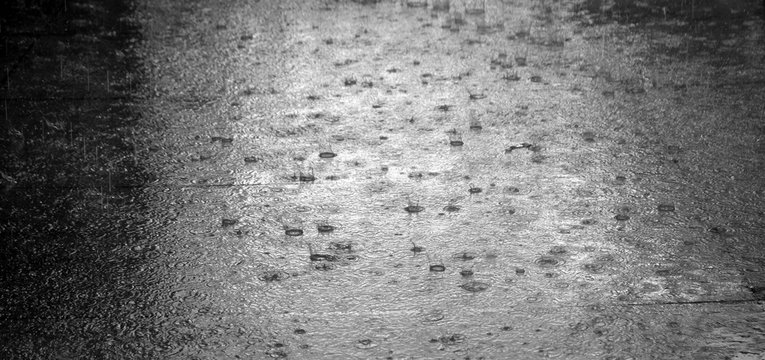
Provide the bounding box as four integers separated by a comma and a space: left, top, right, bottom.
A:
0, 0, 157, 358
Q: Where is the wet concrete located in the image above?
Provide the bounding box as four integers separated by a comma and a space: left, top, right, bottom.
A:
2, 0, 765, 359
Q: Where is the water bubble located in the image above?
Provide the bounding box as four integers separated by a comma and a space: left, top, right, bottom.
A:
582, 131, 596, 142
318, 151, 337, 159
294, 328, 306, 335
581, 218, 597, 225
657, 203, 675, 212
530, 75, 543, 83
285, 228, 303, 236
614, 214, 630, 221
430, 264, 446, 272
515, 268, 526, 275
405, 204, 424, 213
460, 268, 474, 277
244, 156, 260, 163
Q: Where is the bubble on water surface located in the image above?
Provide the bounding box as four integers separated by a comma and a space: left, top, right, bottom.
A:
581, 218, 597, 225
614, 214, 630, 221
429, 264, 446, 272
285, 228, 304, 236
318, 151, 337, 159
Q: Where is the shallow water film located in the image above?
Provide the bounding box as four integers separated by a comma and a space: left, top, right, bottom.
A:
1, 0, 764, 359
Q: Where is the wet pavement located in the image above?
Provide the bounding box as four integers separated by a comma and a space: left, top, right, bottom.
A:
2, 0, 765, 359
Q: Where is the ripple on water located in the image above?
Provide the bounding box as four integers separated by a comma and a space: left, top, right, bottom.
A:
433, 333, 466, 345
421, 309, 445, 323
257, 270, 290, 282
405, 204, 425, 213
460, 281, 490, 292
443, 204, 461, 212
535, 255, 564, 267
356, 339, 377, 349
549, 246, 568, 255
452, 251, 478, 261
657, 203, 676, 212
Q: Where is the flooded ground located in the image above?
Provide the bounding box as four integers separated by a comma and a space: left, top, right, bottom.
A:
2, 0, 764, 359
